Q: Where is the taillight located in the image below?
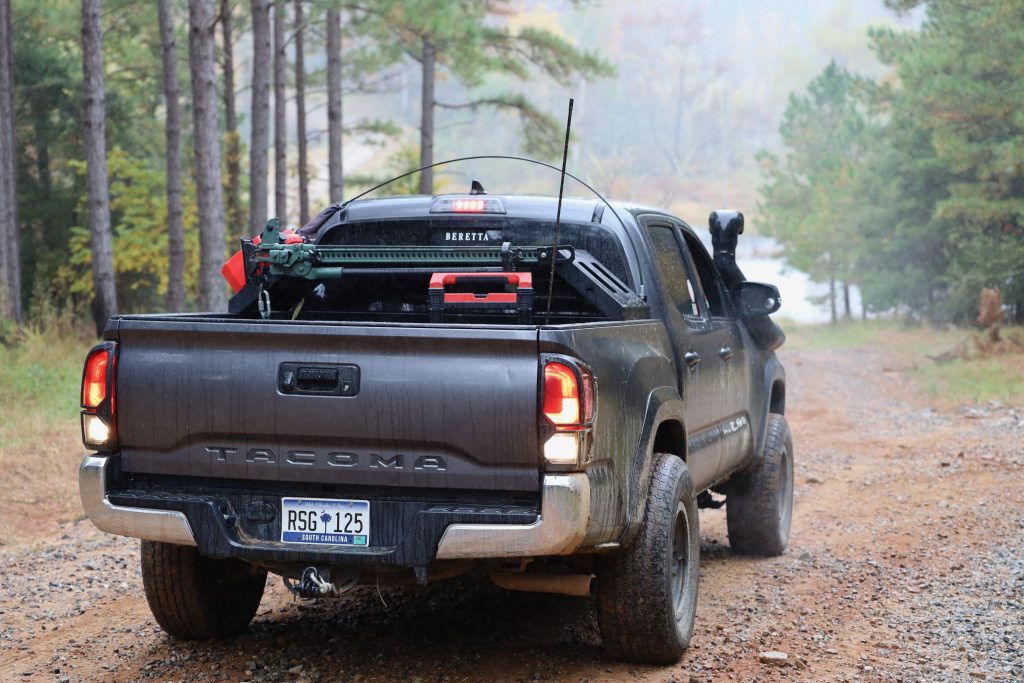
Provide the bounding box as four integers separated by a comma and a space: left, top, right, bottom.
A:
82, 349, 109, 408
540, 357, 596, 468
81, 343, 118, 451
543, 362, 580, 425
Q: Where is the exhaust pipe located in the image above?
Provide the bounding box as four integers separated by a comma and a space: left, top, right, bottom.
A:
488, 571, 593, 597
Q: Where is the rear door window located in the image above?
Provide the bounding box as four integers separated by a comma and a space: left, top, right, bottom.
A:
679, 230, 729, 318
646, 225, 700, 318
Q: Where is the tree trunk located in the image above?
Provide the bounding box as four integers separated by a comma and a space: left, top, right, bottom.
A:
293, 0, 308, 225
326, 7, 343, 202
81, 0, 118, 330
418, 37, 435, 195
273, 0, 287, 223
842, 281, 852, 319
249, 0, 272, 234
828, 280, 837, 325
0, 0, 20, 323
188, 0, 228, 311
158, 0, 186, 313
220, 0, 242, 233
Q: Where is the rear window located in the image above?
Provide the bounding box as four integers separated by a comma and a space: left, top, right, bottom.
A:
245, 217, 635, 325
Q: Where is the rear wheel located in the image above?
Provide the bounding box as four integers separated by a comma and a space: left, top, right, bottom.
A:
141, 541, 267, 640
595, 454, 700, 664
726, 413, 793, 556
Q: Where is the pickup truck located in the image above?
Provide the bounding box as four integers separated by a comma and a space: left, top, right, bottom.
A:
78, 190, 791, 664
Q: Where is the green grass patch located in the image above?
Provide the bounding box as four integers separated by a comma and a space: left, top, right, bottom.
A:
783, 319, 901, 351
907, 357, 1024, 405
783, 319, 1024, 406
0, 320, 95, 449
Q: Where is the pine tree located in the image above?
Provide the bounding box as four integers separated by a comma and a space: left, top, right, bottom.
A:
293, 0, 308, 224
325, 5, 343, 201
876, 0, 1024, 319
81, 0, 119, 329
249, 0, 272, 235
0, 0, 19, 322
220, 0, 244, 233
369, 0, 613, 193
756, 62, 866, 324
188, 0, 228, 311
157, 0, 186, 312
273, 0, 287, 223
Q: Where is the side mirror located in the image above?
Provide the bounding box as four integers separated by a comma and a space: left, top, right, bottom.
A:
733, 282, 781, 317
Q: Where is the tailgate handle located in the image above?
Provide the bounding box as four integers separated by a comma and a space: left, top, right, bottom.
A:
279, 363, 360, 396
296, 367, 339, 392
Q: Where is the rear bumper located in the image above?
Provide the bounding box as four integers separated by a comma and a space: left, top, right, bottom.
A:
79, 455, 589, 564
79, 455, 197, 546
435, 474, 589, 559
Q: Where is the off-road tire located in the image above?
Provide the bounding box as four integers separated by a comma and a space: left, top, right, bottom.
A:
141, 540, 267, 640
595, 454, 700, 664
726, 413, 793, 556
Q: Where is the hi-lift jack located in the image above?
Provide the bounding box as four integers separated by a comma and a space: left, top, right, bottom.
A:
227, 218, 647, 322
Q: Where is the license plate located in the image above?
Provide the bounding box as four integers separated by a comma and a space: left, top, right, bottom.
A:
280, 497, 370, 546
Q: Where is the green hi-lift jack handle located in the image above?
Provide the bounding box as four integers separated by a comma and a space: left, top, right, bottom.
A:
247, 217, 575, 282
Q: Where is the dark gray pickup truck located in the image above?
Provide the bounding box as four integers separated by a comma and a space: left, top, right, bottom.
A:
79, 191, 791, 664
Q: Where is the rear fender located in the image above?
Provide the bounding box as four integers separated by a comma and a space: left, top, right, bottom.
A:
752, 356, 785, 466
617, 386, 687, 548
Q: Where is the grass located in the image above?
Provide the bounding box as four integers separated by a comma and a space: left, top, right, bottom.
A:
784, 319, 1024, 406
0, 316, 96, 543
906, 356, 1024, 405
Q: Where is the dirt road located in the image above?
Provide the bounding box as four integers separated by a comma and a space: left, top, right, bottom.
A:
1, 345, 1022, 682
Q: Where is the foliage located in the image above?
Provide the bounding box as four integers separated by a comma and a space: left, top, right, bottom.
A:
761, 0, 1024, 323
66, 149, 200, 313
11, 0, 171, 319
757, 61, 867, 320
369, 0, 614, 160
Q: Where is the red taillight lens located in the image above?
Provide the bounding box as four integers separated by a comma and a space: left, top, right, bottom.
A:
581, 367, 595, 423
544, 362, 580, 426
82, 349, 110, 408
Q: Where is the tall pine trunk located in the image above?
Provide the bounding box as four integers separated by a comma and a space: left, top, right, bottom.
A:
0, 0, 20, 322
828, 276, 837, 324
293, 0, 308, 225
842, 281, 852, 319
273, 0, 287, 223
158, 0, 186, 312
188, 0, 228, 311
326, 7, 343, 201
220, 0, 242, 232
249, 0, 272, 235
418, 38, 435, 195
81, 0, 118, 331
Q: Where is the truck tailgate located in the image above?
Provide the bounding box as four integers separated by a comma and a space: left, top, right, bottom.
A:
114, 318, 540, 492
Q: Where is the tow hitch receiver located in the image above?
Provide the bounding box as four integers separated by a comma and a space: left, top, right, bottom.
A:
284, 566, 358, 599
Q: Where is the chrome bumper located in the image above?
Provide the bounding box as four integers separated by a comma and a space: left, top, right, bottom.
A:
435, 473, 590, 559
79, 455, 197, 546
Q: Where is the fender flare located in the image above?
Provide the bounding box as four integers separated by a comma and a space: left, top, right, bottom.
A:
754, 356, 786, 461
616, 385, 687, 548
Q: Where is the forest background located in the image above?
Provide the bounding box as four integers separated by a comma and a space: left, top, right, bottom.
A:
0, 0, 1020, 334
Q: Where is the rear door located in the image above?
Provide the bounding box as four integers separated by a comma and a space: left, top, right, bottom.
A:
676, 227, 754, 477
114, 318, 541, 493
641, 220, 723, 487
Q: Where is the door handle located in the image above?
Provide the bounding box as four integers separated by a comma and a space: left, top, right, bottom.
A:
684, 351, 702, 368
719, 346, 734, 361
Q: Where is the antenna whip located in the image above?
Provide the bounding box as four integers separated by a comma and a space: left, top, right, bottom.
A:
545, 98, 574, 324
